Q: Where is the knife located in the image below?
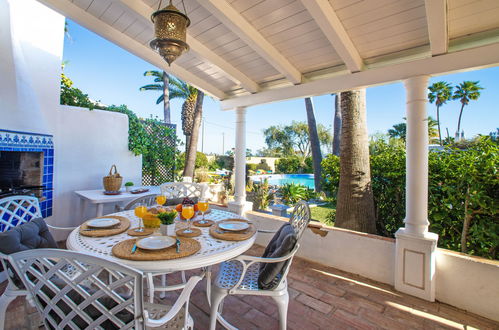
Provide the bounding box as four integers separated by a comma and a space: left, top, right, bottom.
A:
131, 243, 137, 254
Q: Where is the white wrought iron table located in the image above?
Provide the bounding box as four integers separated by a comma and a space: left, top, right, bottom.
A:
66, 208, 255, 273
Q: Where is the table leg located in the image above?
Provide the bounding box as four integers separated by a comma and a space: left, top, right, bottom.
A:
96, 203, 104, 217
160, 275, 166, 299
79, 198, 87, 222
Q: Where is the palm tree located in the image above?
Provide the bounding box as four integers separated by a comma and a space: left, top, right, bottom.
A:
139, 71, 171, 123
169, 76, 198, 153
453, 81, 483, 139
332, 93, 341, 156
428, 81, 453, 145
304, 97, 322, 192
387, 117, 439, 143
336, 89, 377, 234
183, 91, 204, 178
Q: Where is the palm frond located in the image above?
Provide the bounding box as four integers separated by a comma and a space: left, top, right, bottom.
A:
139, 84, 162, 91
156, 94, 164, 104
144, 70, 163, 78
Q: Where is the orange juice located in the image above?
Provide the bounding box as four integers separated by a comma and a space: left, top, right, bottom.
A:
198, 201, 209, 213
134, 205, 147, 218
181, 205, 195, 220
156, 195, 166, 206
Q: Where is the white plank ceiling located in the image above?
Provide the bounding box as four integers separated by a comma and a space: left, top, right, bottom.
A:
38, 0, 499, 106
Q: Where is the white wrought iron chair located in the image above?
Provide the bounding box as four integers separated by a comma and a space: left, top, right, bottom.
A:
160, 182, 208, 201
209, 201, 311, 330
123, 194, 158, 211
0, 195, 76, 330
8, 248, 203, 329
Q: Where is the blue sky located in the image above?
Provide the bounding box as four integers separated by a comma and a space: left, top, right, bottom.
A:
63, 20, 498, 155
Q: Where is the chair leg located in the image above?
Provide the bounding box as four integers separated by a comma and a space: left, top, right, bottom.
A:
209, 289, 227, 330
0, 290, 19, 330
272, 292, 289, 330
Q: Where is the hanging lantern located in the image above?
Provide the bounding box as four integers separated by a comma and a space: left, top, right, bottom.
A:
150, 0, 190, 65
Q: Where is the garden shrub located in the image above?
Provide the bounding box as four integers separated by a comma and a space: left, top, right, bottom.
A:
280, 183, 308, 205
276, 156, 313, 173
256, 160, 271, 172
322, 137, 499, 259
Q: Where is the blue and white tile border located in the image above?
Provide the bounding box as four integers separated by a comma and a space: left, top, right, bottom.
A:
0, 129, 54, 218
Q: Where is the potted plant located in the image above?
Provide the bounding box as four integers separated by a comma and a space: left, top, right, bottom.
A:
157, 210, 177, 236
125, 181, 134, 192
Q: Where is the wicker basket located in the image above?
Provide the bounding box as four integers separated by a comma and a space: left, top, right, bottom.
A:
103, 164, 123, 192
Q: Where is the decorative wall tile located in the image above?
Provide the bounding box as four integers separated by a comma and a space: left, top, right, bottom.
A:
0, 129, 54, 217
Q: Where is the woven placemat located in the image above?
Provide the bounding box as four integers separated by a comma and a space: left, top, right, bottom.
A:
193, 219, 215, 227
209, 219, 256, 241
112, 237, 200, 261
80, 216, 130, 237
176, 228, 202, 237
127, 227, 155, 236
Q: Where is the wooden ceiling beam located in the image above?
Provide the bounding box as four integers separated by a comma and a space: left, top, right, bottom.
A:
199, 0, 302, 85
299, 0, 363, 72
425, 0, 448, 56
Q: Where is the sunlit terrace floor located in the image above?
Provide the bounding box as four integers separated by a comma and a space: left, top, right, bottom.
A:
2, 244, 498, 329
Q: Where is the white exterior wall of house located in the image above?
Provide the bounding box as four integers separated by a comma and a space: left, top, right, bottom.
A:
0, 0, 142, 240
246, 211, 499, 322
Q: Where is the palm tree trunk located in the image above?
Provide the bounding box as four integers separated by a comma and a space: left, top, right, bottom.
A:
335, 89, 377, 234
333, 93, 341, 156
162, 71, 170, 124
436, 104, 442, 145
305, 97, 322, 192
183, 92, 204, 178
456, 102, 466, 139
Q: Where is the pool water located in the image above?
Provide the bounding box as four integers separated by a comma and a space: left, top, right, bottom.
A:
256, 174, 315, 189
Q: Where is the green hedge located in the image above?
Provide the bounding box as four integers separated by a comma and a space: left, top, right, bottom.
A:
322, 137, 498, 259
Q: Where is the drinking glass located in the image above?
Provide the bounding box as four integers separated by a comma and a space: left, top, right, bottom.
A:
134, 204, 147, 232
156, 194, 166, 207
181, 205, 195, 234
197, 200, 209, 224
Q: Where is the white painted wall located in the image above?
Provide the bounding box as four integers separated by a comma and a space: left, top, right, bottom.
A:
0, 0, 142, 240
246, 211, 499, 322
53, 106, 142, 237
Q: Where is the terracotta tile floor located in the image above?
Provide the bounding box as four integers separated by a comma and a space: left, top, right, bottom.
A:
1, 244, 498, 329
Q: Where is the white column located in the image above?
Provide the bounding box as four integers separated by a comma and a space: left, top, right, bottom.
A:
395, 75, 439, 301
228, 107, 252, 215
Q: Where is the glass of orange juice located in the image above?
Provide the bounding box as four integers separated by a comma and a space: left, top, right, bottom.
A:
134, 203, 147, 232
156, 194, 166, 207
181, 205, 195, 234
197, 200, 209, 224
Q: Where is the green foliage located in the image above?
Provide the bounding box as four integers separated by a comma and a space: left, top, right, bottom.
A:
60, 73, 106, 110
158, 211, 177, 225
178, 151, 209, 170
256, 160, 271, 172
325, 209, 336, 226
276, 156, 312, 174
321, 138, 498, 259
252, 179, 273, 210
321, 154, 340, 198
125, 182, 134, 187
280, 183, 308, 205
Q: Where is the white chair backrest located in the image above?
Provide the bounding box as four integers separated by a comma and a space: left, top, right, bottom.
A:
289, 200, 311, 240
123, 194, 157, 211
0, 195, 42, 232
9, 249, 145, 330
160, 182, 207, 200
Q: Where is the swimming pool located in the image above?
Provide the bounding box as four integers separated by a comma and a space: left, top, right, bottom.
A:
250, 174, 315, 189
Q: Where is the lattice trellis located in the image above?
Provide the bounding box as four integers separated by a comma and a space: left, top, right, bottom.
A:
289, 201, 311, 239
142, 122, 177, 186
0, 196, 42, 232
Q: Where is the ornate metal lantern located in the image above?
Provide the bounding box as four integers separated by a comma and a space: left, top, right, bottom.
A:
150, 0, 190, 65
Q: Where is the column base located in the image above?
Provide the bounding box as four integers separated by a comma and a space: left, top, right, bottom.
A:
395, 228, 438, 301
228, 201, 253, 216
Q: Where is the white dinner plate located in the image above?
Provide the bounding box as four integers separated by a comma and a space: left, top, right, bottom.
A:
86, 218, 120, 228
136, 236, 176, 250
219, 221, 249, 232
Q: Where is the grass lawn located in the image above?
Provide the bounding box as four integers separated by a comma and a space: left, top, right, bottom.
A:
310, 202, 335, 226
